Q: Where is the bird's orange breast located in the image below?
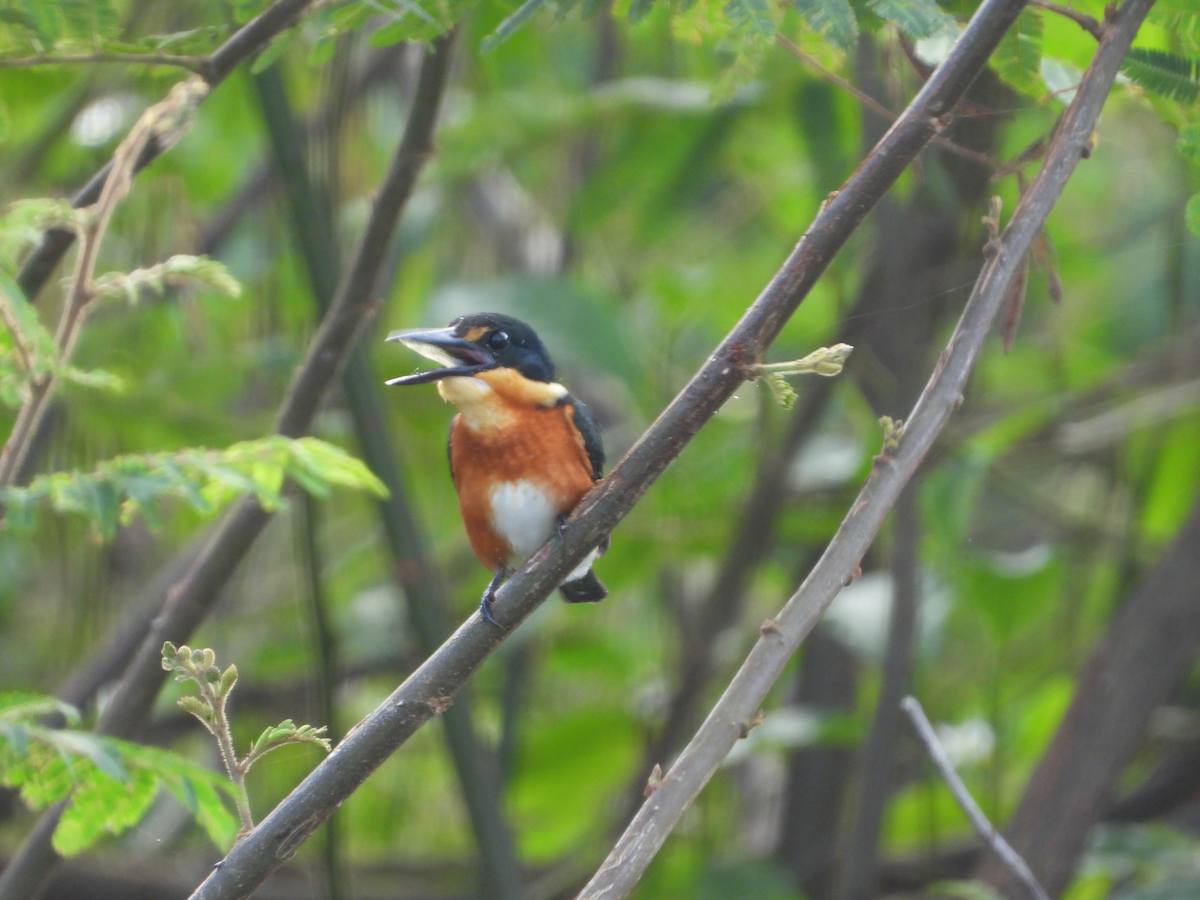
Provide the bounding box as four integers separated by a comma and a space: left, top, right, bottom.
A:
446, 382, 595, 572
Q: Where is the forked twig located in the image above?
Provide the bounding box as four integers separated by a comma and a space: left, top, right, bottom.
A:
0, 78, 208, 489
901, 696, 1051, 900
775, 34, 1000, 170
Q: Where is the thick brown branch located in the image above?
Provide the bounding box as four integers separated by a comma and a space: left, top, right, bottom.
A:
184, 1, 1030, 896
576, 0, 1151, 895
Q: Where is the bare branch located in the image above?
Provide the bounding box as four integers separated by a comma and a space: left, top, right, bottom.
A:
183, 1, 1032, 897
254, 56, 523, 899
775, 34, 1000, 171
901, 697, 1051, 900
576, 1, 1154, 895
0, 52, 205, 72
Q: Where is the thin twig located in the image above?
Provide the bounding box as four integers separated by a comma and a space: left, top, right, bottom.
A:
0, 34, 455, 900
0, 77, 207, 489
185, 1, 1031, 896
1029, 0, 1105, 40
15, 0, 315, 304
836, 487, 922, 900
901, 697, 1051, 900
575, 1, 1152, 895
0, 285, 35, 376
0, 52, 205, 71
775, 34, 1000, 171
206, 682, 255, 834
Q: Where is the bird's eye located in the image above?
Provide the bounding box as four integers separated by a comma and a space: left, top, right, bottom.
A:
488, 331, 510, 350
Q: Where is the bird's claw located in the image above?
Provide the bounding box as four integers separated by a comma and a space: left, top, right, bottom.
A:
479, 595, 501, 628
479, 569, 507, 628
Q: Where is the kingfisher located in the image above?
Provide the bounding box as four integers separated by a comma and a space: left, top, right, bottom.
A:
386, 312, 608, 626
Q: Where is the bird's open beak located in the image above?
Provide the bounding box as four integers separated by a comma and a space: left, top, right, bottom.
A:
385, 327, 497, 386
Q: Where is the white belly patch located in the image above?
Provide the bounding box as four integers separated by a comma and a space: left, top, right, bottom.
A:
490, 480, 558, 568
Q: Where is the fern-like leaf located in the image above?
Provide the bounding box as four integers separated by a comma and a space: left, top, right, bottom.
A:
792, 0, 859, 49
1, 436, 388, 539
726, 0, 775, 37
992, 8, 1043, 97
1121, 47, 1200, 104
793, 0, 858, 50
869, 0, 955, 40
483, 0, 548, 49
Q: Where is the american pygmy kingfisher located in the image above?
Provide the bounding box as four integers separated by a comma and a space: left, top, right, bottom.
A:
386, 313, 608, 626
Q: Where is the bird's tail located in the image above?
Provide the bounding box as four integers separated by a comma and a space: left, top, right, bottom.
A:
560, 570, 607, 603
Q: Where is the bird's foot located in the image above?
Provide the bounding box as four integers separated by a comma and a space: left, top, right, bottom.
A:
479, 569, 508, 628
555, 512, 569, 543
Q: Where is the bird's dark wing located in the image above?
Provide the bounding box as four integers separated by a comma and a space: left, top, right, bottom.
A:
561, 394, 605, 480
446, 419, 458, 488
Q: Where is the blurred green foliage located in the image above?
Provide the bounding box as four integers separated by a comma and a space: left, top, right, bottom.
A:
1, 0, 1200, 897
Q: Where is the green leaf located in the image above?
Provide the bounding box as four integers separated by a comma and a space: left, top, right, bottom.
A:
44, 732, 127, 782
1180, 124, 1200, 166
868, 0, 955, 39
0, 269, 58, 382
0, 199, 84, 269
482, 0, 548, 51
628, 0, 658, 24
92, 255, 242, 305
54, 766, 156, 856
725, 0, 775, 37
232, 0, 272, 24
1148, 0, 1200, 54
992, 8, 1043, 96
0, 693, 79, 725
1121, 47, 1200, 104
250, 30, 292, 75
792, 0, 858, 50
1186, 192, 1200, 239
367, 0, 442, 46
1, 437, 385, 539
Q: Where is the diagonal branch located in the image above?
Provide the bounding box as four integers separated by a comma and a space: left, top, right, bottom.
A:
0, 78, 208, 489
902, 696, 1052, 900
0, 35, 455, 900
185, 0, 1032, 896
253, 57, 523, 900
15, 0, 315, 304
575, 0, 1153, 894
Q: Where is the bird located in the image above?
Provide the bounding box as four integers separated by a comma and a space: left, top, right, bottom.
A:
386, 312, 608, 626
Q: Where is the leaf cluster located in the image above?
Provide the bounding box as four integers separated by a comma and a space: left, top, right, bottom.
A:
163, 642, 331, 833
0, 692, 241, 855
1, 435, 389, 539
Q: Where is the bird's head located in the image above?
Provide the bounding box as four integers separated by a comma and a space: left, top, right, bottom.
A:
385, 312, 556, 387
